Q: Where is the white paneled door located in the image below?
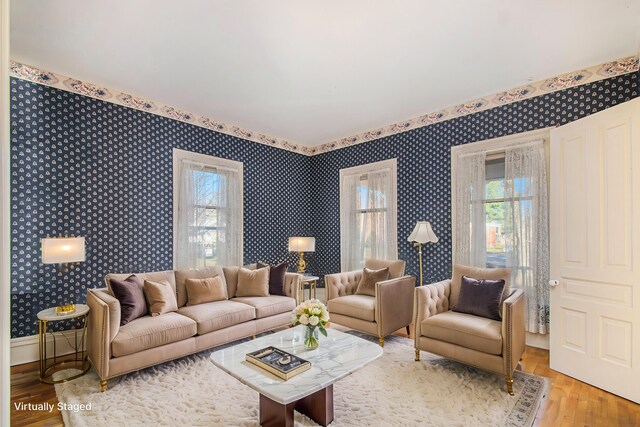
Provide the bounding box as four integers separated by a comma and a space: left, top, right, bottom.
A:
550, 97, 640, 403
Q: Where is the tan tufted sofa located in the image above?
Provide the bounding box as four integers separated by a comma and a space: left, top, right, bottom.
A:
86, 266, 300, 391
325, 259, 416, 346
413, 264, 526, 394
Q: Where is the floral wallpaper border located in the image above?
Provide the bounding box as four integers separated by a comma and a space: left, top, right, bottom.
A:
10, 55, 638, 156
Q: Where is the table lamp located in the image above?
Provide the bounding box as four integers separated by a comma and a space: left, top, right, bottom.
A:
42, 236, 86, 314
288, 237, 315, 275
407, 222, 438, 287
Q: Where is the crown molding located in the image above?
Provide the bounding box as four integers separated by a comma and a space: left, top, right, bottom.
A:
309, 54, 639, 155
10, 55, 638, 157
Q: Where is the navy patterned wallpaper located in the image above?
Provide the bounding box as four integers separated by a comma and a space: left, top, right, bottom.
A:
309, 73, 639, 285
10, 78, 312, 337
10, 72, 638, 338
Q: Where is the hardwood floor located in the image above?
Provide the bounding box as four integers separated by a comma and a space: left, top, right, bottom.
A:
10, 328, 639, 427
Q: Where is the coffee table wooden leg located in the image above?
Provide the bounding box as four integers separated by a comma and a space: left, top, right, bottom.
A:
260, 394, 295, 427
295, 384, 334, 426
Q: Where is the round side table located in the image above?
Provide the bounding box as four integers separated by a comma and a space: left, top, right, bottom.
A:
37, 303, 91, 384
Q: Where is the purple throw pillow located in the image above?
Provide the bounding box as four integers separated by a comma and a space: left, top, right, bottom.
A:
109, 275, 148, 325
257, 262, 288, 296
452, 275, 506, 321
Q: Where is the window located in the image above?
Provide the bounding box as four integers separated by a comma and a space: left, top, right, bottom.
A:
451, 130, 550, 334
340, 159, 397, 271
173, 149, 243, 268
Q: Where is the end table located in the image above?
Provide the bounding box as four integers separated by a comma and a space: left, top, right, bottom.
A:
37, 303, 91, 384
298, 275, 319, 303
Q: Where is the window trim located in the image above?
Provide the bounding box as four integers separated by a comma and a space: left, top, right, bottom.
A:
172, 148, 243, 269
450, 128, 551, 267
339, 158, 398, 270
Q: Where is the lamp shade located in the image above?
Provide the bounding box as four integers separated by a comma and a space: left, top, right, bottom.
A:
42, 237, 86, 264
407, 222, 439, 244
288, 237, 316, 252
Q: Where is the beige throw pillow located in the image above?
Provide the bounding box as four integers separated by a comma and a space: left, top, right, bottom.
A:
355, 267, 390, 297
144, 279, 178, 316
235, 266, 270, 297
185, 276, 227, 305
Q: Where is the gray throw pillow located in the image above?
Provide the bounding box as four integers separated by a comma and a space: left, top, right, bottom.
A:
452, 275, 506, 320
109, 275, 148, 326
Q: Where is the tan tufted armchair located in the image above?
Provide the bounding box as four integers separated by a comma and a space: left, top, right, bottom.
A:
413, 264, 526, 394
325, 259, 416, 346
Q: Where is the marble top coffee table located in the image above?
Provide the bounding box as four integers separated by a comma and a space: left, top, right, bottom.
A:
210, 326, 383, 426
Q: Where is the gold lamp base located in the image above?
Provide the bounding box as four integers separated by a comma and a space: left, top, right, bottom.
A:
297, 252, 307, 275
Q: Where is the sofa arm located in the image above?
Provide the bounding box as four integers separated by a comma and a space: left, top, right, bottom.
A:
376, 275, 416, 336
413, 279, 451, 344
284, 273, 300, 302
87, 289, 120, 380
502, 288, 526, 376
324, 270, 363, 301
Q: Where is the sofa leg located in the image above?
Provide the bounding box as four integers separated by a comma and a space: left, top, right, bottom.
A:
415, 349, 420, 361
252, 335, 256, 340
100, 379, 107, 393
505, 376, 514, 395
379, 337, 384, 347
405, 325, 410, 335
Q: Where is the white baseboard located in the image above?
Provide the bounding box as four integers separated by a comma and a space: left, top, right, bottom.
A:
11, 330, 85, 366
526, 332, 549, 350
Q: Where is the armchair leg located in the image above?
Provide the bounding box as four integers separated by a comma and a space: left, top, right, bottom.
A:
405, 325, 410, 335
100, 379, 108, 392
415, 349, 420, 361
505, 376, 514, 395
378, 337, 384, 347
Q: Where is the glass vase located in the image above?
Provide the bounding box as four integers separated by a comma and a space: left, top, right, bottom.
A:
304, 326, 319, 349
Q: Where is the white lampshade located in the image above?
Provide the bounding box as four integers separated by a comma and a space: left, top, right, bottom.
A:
288, 237, 316, 252
407, 222, 439, 244
42, 237, 86, 264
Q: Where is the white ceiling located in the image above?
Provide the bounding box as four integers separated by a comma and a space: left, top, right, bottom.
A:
10, 0, 640, 146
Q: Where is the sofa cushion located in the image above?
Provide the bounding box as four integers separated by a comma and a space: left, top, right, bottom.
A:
174, 267, 227, 307
257, 261, 288, 296
453, 275, 505, 320
235, 267, 270, 297
450, 264, 511, 310
108, 274, 147, 326
327, 295, 376, 322
177, 300, 256, 335
364, 259, 405, 279
106, 270, 177, 297
185, 276, 227, 306
111, 313, 197, 357
144, 280, 178, 316
231, 296, 296, 319
420, 310, 503, 355
355, 267, 389, 297
222, 266, 240, 298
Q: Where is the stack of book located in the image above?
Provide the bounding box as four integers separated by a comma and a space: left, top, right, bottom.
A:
245, 346, 311, 380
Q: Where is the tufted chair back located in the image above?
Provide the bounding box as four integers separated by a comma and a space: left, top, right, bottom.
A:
325, 259, 407, 301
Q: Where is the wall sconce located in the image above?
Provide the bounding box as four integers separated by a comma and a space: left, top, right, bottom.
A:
407, 222, 438, 286
288, 237, 315, 275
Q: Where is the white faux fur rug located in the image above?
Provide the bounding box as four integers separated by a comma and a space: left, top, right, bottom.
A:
55, 333, 547, 427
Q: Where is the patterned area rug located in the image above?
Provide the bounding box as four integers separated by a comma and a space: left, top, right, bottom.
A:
55, 333, 547, 426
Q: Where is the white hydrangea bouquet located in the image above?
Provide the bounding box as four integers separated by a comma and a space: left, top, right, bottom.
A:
292, 299, 329, 349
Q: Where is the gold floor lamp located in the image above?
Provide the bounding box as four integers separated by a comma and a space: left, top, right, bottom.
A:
408, 221, 438, 286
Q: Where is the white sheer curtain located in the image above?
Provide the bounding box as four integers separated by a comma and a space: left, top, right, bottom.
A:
176, 160, 242, 269
453, 152, 487, 266
505, 142, 549, 333
340, 166, 396, 271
